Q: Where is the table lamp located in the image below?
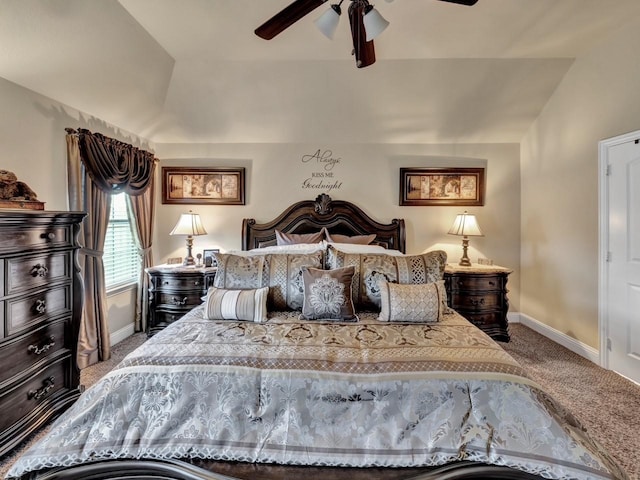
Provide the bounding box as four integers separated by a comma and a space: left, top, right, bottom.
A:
448, 211, 483, 267
170, 211, 207, 266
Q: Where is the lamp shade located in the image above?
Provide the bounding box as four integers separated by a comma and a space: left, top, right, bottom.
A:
315, 4, 342, 39
448, 211, 483, 237
170, 212, 207, 236
363, 6, 389, 41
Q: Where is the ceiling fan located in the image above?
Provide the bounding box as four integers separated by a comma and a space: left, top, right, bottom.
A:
255, 0, 479, 68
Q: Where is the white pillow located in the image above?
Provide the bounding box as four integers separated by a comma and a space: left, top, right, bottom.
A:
326, 242, 405, 255
227, 243, 325, 256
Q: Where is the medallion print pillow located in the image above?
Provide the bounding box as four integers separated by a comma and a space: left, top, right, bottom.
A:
300, 266, 357, 321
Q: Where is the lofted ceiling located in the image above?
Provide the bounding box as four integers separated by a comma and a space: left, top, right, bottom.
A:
1, 0, 640, 145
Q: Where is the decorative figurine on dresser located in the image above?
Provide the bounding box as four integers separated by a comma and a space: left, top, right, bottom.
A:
0, 209, 86, 456
444, 263, 513, 342
146, 264, 216, 336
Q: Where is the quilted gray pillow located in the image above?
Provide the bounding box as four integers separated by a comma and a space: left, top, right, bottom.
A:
214, 251, 324, 311
326, 246, 447, 309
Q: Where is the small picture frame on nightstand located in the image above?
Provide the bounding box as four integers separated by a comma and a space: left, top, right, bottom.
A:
203, 249, 220, 267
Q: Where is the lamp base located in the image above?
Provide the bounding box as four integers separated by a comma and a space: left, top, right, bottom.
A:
458, 236, 472, 267
183, 235, 195, 266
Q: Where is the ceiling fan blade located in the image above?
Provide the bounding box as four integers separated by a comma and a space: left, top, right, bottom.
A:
255, 0, 328, 40
348, 1, 375, 68
438, 0, 479, 5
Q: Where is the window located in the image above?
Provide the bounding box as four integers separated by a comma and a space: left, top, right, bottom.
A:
104, 193, 140, 291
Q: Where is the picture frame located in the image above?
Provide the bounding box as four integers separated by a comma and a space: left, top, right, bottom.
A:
202, 248, 220, 268
399, 167, 485, 206
162, 167, 245, 205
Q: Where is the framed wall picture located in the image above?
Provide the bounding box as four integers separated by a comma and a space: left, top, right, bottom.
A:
162, 167, 245, 205
399, 167, 485, 206
202, 249, 220, 267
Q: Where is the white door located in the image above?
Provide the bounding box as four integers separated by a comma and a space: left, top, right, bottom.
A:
600, 132, 640, 384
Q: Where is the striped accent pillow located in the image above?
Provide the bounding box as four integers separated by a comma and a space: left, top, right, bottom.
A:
204, 286, 269, 323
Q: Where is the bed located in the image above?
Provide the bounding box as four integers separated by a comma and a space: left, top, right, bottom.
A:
6, 195, 627, 480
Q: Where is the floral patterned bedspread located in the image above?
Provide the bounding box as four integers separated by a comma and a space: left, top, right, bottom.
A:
7, 308, 626, 480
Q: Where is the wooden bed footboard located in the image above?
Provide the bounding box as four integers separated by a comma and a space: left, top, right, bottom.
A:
25, 459, 543, 480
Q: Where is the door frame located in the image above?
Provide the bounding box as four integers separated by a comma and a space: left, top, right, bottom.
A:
597, 129, 639, 370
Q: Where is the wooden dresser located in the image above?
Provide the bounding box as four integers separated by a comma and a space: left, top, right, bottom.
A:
146, 265, 217, 336
444, 264, 512, 342
0, 210, 85, 456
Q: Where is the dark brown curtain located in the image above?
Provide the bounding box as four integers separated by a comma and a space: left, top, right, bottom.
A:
66, 128, 157, 368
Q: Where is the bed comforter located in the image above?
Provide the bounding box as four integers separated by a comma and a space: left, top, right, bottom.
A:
7, 308, 626, 480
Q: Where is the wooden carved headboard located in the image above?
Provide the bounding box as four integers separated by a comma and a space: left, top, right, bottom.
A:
242, 194, 406, 253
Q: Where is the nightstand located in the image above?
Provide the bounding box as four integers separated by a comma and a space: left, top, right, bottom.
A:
146, 264, 217, 336
444, 264, 512, 342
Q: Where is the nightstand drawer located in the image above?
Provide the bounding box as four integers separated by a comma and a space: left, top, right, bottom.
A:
148, 310, 188, 335
156, 292, 204, 308
155, 275, 207, 291
450, 293, 501, 311
5, 252, 72, 296
448, 275, 504, 292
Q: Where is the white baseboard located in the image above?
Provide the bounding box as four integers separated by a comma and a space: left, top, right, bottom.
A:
508, 312, 600, 364
110, 323, 136, 346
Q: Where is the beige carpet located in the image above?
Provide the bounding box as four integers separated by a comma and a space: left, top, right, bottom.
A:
1, 325, 638, 479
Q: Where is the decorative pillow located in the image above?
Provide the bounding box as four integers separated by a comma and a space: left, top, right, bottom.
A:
300, 266, 357, 321
378, 280, 446, 323
326, 246, 447, 309
323, 229, 376, 245
275, 229, 324, 246
214, 251, 324, 310
204, 286, 268, 323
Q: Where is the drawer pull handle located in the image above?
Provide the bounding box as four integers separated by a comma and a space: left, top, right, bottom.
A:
194, 281, 200, 286
28, 335, 56, 355
35, 299, 47, 314
171, 296, 187, 306
470, 298, 486, 307
30, 264, 49, 278
488, 281, 496, 286
28, 376, 55, 400
163, 281, 170, 285
45, 232, 56, 241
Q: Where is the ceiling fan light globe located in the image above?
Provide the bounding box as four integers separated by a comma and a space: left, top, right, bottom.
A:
363, 7, 389, 41
314, 5, 341, 39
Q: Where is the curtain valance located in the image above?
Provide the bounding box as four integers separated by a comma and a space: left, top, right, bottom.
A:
66, 128, 157, 196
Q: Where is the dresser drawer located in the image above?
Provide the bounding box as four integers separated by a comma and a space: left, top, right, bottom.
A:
0, 318, 67, 386
4, 284, 72, 337
449, 292, 501, 311
155, 275, 207, 291
0, 226, 71, 254
447, 275, 504, 292
4, 252, 72, 296
0, 354, 72, 433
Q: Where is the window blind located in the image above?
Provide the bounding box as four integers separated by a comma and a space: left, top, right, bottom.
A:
104, 193, 140, 289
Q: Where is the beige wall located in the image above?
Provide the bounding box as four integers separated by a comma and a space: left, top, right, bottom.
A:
0, 75, 523, 330
520, 21, 640, 348
154, 142, 522, 312
0, 77, 152, 338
